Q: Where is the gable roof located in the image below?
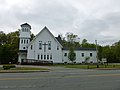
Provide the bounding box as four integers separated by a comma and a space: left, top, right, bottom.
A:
55, 37, 62, 45
28, 26, 63, 48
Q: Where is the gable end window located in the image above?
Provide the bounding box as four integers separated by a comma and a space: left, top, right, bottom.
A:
48, 41, 51, 50
39, 41, 42, 50
57, 45, 59, 50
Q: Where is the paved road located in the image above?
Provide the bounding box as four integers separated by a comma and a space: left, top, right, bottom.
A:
0, 66, 120, 90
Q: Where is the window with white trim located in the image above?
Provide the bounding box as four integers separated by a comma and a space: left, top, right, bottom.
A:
39, 41, 42, 50
48, 41, 51, 50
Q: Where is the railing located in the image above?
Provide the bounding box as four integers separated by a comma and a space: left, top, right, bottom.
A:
21, 59, 53, 65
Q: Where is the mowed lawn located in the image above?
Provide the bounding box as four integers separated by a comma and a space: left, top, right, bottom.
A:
65, 64, 120, 69
0, 66, 49, 70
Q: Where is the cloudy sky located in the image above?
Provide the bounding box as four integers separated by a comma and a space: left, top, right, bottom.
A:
0, 0, 120, 45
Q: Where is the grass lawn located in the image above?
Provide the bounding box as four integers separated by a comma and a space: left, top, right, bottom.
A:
0, 66, 49, 71
65, 64, 120, 69
52, 64, 120, 69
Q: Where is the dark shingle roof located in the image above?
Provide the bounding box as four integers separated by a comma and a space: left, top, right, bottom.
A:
55, 37, 62, 45
21, 23, 31, 29
62, 47, 96, 51
19, 50, 27, 53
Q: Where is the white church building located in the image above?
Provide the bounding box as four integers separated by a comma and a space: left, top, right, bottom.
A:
18, 23, 97, 64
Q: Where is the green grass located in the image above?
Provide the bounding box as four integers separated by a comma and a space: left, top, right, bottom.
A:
0, 67, 49, 70
65, 64, 120, 69
51, 64, 120, 69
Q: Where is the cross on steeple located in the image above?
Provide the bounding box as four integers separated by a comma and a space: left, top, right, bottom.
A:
42, 42, 48, 52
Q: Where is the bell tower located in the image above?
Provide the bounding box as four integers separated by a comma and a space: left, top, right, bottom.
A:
18, 23, 31, 64
19, 23, 31, 50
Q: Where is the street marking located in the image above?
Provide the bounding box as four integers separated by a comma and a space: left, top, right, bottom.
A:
0, 73, 120, 81
88, 73, 120, 77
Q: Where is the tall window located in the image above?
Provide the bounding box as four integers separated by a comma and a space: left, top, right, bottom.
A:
38, 54, 39, 60
82, 53, 84, 57
41, 54, 43, 60
44, 54, 46, 60
24, 28, 26, 32
48, 41, 51, 50
27, 40, 28, 44
50, 54, 52, 60
21, 39, 23, 44
47, 54, 49, 59
24, 39, 26, 44
31, 45, 33, 50
39, 41, 42, 50
22, 28, 24, 32
57, 45, 59, 50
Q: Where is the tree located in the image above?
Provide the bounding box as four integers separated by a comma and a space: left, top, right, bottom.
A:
30, 33, 35, 41
84, 56, 90, 69
63, 32, 81, 48
0, 31, 19, 64
85, 56, 90, 63
98, 46, 102, 61
0, 31, 7, 45
68, 47, 76, 63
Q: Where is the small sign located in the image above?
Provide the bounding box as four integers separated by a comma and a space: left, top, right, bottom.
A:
102, 58, 107, 62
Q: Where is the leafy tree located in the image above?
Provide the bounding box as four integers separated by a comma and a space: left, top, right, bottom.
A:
68, 47, 76, 63
0, 31, 19, 64
98, 46, 102, 61
85, 56, 90, 69
85, 56, 90, 63
62, 32, 81, 48
30, 33, 35, 41
0, 31, 7, 45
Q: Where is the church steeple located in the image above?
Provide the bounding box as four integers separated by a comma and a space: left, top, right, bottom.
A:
19, 23, 31, 51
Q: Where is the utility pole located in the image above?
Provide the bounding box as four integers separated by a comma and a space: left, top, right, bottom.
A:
95, 40, 99, 68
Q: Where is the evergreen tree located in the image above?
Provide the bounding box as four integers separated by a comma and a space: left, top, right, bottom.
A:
68, 46, 76, 63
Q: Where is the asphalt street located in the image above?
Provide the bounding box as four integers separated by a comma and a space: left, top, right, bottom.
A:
0, 66, 120, 90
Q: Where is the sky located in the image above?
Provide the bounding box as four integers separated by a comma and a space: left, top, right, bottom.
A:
0, 0, 120, 45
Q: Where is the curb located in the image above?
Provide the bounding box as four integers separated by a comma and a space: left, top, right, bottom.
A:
94, 68, 120, 70
0, 70, 49, 73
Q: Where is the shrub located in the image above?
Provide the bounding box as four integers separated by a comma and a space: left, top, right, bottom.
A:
3, 64, 16, 70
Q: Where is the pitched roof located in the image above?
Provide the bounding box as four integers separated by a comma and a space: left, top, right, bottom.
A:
21, 23, 31, 29
28, 26, 63, 48
62, 47, 96, 51
55, 36, 62, 45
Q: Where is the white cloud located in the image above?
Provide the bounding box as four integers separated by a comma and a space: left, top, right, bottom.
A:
0, 0, 120, 45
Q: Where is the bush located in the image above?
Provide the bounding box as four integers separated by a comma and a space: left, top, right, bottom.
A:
3, 64, 16, 70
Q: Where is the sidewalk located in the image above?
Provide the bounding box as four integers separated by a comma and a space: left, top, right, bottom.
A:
0, 65, 50, 73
